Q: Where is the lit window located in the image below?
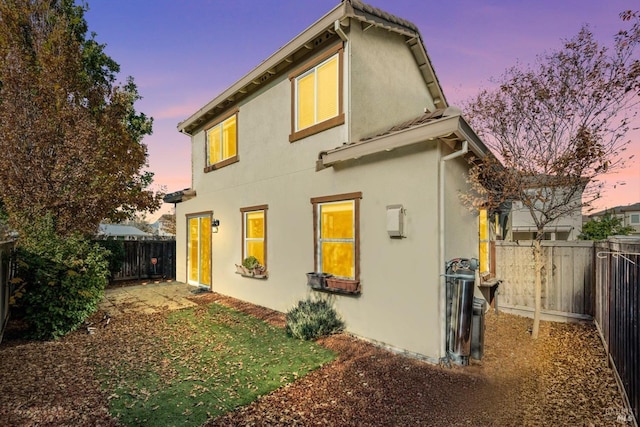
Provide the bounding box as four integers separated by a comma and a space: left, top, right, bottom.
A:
241, 205, 267, 267
205, 112, 237, 171
289, 46, 344, 142
311, 193, 361, 280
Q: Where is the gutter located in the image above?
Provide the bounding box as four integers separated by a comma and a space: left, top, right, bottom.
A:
438, 140, 468, 360
321, 113, 487, 168
334, 19, 351, 144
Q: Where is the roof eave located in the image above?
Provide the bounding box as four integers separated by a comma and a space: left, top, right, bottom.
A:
177, 1, 449, 136
321, 114, 488, 167
178, 3, 347, 135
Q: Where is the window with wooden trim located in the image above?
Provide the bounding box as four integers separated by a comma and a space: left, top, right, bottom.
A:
311, 193, 361, 280
205, 112, 238, 171
241, 205, 267, 267
290, 45, 344, 142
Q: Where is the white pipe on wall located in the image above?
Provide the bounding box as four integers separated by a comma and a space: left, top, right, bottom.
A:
438, 140, 468, 360
334, 19, 350, 143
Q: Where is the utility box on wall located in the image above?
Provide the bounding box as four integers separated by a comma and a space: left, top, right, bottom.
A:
386, 204, 405, 238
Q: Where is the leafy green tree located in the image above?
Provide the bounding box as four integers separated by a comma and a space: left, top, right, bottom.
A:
0, 0, 162, 338
0, 0, 162, 238
464, 11, 640, 338
12, 215, 110, 339
579, 212, 634, 240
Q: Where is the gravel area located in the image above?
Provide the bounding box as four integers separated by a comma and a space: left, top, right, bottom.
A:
204, 293, 629, 426
0, 291, 631, 426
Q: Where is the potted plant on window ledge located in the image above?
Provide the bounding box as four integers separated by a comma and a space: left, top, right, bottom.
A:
325, 277, 360, 294
235, 256, 268, 279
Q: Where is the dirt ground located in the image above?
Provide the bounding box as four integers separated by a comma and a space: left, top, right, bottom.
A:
0, 290, 632, 426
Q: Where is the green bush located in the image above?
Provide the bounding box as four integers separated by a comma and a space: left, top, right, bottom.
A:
95, 239, 126, 279
285, 297, 344, 340
14, 224, 110, 340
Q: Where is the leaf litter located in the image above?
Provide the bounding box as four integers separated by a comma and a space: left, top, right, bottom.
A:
0, 291, 631, 426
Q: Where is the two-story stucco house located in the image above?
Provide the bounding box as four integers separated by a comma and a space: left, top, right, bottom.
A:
169, 0, 489, 362
507, 178, 586, 241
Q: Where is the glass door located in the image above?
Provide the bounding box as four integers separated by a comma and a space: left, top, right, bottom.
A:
188, 215, 211, 286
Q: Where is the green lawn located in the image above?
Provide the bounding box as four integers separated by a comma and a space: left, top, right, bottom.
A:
95, 303, 335, 426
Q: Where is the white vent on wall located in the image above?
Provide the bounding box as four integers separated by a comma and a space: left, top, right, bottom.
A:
386, 205, 405, 238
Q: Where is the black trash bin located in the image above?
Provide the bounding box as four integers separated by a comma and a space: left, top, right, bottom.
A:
471, 297, 486, 360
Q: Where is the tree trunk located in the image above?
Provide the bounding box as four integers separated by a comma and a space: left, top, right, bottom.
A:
531, 239, 543, 339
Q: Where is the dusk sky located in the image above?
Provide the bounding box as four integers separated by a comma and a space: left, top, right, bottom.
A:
84, 0, 640, 219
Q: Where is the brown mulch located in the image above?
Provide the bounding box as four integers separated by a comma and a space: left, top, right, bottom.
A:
0, 291, 630, 426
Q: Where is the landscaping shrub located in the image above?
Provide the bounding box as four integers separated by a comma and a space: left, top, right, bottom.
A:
95, 239, 126, 279
285, 297, 344, 340
13, 222, 110, 339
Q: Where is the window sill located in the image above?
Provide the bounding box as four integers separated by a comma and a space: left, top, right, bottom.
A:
204, 155, 238, 173
309, 277, 360, 296
236, 272, 268, 280
235, 264, 268, 279
289, 114, 345, 143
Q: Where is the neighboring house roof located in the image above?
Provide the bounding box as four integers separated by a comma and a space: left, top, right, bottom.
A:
97, 224, 151, 238
620, 202, 640, 212
320, 107, 490, 167
149, 220, 175, 237
590, 202, 640, 217
177, 0, 445, 136
519, 174, 590, 189
511, 225, 575, 233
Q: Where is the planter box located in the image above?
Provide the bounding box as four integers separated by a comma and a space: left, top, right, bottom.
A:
326, 277, 361, 294
236, 264, 268, 279
306, 272, 332, 289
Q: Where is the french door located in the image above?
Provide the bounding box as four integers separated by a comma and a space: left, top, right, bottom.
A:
187, 215, 211, 286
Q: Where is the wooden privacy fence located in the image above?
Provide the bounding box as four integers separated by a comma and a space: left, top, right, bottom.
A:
594, 237, 640, 424
0, 240, 15, 343
495, 241, 594, 320
111, 240, 176, 282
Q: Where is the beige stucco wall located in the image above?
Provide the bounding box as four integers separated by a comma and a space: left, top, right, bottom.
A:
175, 20, 477, 361
442, 145, 480, 262
348, 22, 435, 141
177, 141, 445, 360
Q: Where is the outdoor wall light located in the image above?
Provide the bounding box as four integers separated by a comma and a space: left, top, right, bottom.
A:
211, 219, 220, 233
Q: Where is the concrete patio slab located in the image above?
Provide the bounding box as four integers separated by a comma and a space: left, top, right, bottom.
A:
100, 281, 201, 315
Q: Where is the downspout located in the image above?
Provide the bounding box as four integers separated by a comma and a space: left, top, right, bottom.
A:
334, 19, 350, 143
438, 140, 468, 360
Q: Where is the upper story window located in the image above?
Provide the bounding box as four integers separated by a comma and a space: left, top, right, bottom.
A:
205, 109, 238, 172
289, 44, 344, 142
241, 205, 268, 267
311, 192, 361, 280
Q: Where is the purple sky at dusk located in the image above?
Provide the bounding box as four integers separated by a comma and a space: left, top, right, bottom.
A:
84, 0, 640, 219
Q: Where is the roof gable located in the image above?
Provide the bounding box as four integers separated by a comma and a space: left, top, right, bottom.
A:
177, 0, 446, 135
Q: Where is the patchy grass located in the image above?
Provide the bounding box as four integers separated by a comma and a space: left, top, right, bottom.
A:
94, 303, 335, 426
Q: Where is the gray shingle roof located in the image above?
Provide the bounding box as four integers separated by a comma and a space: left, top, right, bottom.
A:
348, 0, 420, 34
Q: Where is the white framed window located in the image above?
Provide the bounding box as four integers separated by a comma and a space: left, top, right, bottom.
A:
205, 110, 238, 171
240, 205, 267, 267
311, 192, 361, 280
289, 44, 344, 142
